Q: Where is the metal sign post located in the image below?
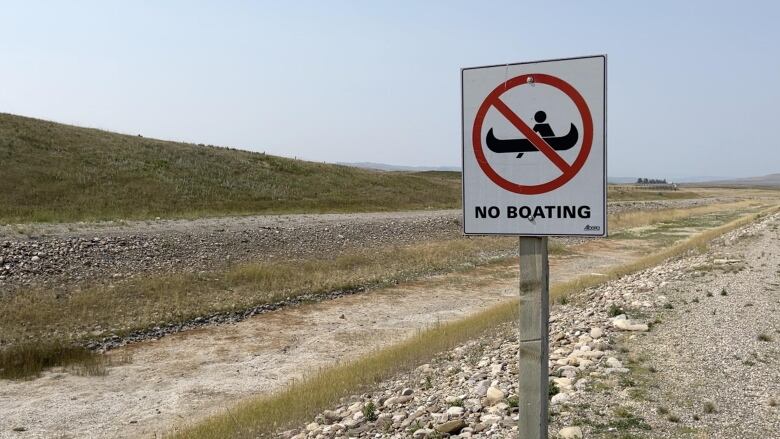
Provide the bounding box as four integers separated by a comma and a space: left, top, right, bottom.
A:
518, 237, 549, 438
461, 55, 605, 439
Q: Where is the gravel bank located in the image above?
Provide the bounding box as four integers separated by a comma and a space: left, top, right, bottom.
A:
279, 211, 778, 438
0, 199, 723, 293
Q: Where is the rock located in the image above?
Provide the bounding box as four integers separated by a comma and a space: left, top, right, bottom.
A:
322, 409, 342, 422
412, 428, 435, 438
550, 393, 570, 405
383, 395, 413, 407
589, 327, 603, 339
401, 387, 414, 396
558, 426, 583, 438
613, 319, 649, 331
435, 419, 467, 434
473, 379, 490, 397
305, 421, 320, 432
31, 255, 40, 262
446, 406, 464, 416
480, 414, 502, 425
606, 357, 623, 368
553, 377, 573, 390
486, 386, 505, 404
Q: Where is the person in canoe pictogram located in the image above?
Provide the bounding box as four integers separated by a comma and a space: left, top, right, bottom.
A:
486, 110, 578, 158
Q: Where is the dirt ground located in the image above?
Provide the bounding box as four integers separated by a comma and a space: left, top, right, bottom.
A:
0, 235, 648, 439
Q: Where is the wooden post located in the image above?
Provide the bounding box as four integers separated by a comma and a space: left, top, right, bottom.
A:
518, 236, 549, 438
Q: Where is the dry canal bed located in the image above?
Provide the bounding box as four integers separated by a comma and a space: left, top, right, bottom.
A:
0, 201, 774, 438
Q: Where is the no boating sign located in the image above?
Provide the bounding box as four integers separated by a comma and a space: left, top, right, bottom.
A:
461, 55, 606, 236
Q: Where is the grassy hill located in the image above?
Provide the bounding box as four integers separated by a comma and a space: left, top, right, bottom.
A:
0, 113, 461, 223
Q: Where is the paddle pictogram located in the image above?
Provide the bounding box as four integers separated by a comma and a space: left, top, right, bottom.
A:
472, 73, 593, 195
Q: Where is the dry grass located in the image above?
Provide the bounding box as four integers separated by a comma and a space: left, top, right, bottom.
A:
171, 301, 516, 438
0, 113, 460, 223
0, 237, 517, 376
608, 186, 700, 201
170, 205, 779, 438
608, 200, 759, 230
0, 342, 99, 379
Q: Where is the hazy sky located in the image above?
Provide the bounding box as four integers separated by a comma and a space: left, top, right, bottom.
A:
2, 1, 778, 178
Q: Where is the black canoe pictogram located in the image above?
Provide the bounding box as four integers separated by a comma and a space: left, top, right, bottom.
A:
486, 123, 579, 158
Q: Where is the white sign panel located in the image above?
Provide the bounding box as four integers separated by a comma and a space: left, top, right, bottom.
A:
461, 55, 606, 236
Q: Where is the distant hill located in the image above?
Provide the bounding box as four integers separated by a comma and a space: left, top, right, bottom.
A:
692, 173, 780, 187
338, 162, 460, 172
0, 114, 461, 223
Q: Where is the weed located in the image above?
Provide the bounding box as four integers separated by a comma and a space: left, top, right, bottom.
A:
706, 291, 713, 297
667, 414, 680, 423
720, 288, 728, 296
663, 302, 674, 309
362, 401, 377, 422
0, 342, 105, 380
692, 297, 699, 303
769, 399, 777, 407
657, 406, 669, 415
608, 304, 625, 317
549, 381, 560, 398
757, 333, 773, 342
703, 402, 716, 414
558, 295, 570, 305
507, 396, 519, 408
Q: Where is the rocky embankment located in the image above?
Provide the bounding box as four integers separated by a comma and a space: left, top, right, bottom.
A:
0, 199, 721, 293
280, 212, 779, 438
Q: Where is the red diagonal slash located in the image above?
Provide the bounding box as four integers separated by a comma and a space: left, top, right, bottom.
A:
491, 97, 572, 173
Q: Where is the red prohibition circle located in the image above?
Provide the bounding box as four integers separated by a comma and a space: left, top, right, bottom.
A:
472, 73, 593, 195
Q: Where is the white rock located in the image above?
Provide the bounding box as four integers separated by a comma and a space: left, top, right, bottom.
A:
480, 414, 502, 425
413, 428, 434, 438
558, 426, 583, 438
550, 393, 570, 405
305, 422, 320, 432
577, 359, 594, 369
613, 319, 649, 331
606, 357, 623, 368
590, 327, 603, 339
446, 406, 464, 416
485, 386, 505, 404
383, 395, 413, 407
